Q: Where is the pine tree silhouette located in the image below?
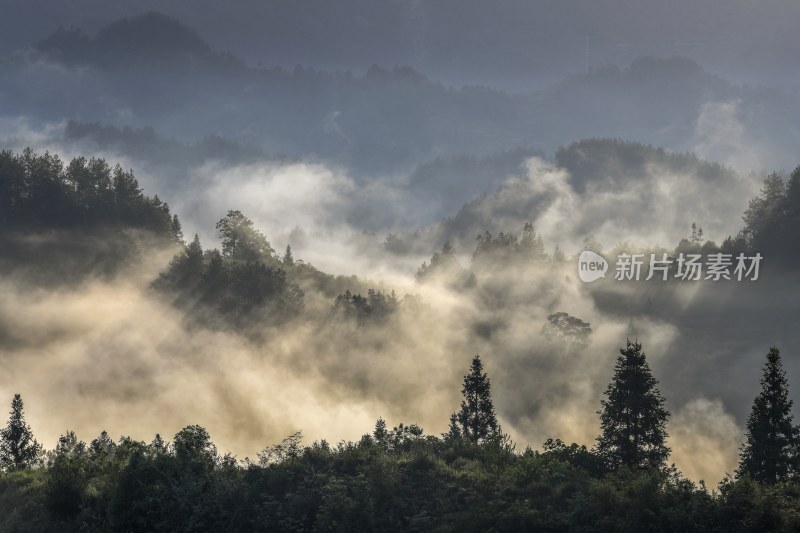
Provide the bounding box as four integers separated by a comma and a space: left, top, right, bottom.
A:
456, 355, 499, 443
737, 346, 799, 482
596, 340, 670, 470
0, 394, 42, 471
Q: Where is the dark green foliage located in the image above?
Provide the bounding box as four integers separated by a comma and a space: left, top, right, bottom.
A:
542, 312, 592, 352
472, 222, 547, 269
3, 355, 800, 533
106, 426, 230, 532
541, 438, 607, 476
715, 475, 800, 531
5, 421, 797, 532
283, 244, 294, 265
738, 347, 799, 483
0, 149, 178, 237
223, 262, 304, 321
724, 167, 800, 265
444, 413, 462, 442
417, 241, 460, 281
596, 340, 671, 471
45, 432, 88, 520
0, 395, 42, 472
334, 289, 398, 323
257, 432, 304, 466
154, 218, 304, 329
216, 210, 276, 263
0, 149, 181, 283
158, 234, 205, 293
556, 139, 733, 194
473, 230, 518, 265
417, 241, 475, 289
455, 355, 500, 444
742, 174, 787, 248
174, 425, 217, 468
155, 210, 398, 330
670, 166, 800, 264
171, 214, 184, 244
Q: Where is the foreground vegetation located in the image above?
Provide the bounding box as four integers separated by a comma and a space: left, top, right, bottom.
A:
3, 427, 799, 532
1, 345, 799, 532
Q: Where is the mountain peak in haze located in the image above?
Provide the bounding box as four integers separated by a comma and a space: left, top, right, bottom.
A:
34, 11, 243, 72
94, 12, 210, 58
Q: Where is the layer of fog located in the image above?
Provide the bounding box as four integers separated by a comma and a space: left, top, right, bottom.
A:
0, 247, 752, 486
0, 114, 763, 273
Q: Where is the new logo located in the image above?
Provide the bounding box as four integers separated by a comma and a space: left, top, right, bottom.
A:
578, 251, 608, 282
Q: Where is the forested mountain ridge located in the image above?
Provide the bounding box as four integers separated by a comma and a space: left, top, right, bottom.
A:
3, 146, 799, 324
0, 149, 181, 283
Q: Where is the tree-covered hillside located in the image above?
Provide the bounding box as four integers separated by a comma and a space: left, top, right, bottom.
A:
0, 149, 181, 283
1, 347, 800, 531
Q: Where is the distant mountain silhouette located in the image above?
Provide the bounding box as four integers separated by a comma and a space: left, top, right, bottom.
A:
6, 13, 796, 177
7, 0, 800, 87
34, 12, 244, 72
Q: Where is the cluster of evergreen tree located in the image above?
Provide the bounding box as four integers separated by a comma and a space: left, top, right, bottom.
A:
0, 149, 179, 237
155, 211, 421, 331
542, 312, 593, 352
0, 148, 182, 282
472, 222, 548, 269
585, 168, 800, 275
555, 139, 733, 195
735, 169, 800, 262
154, 210, 304, 328
416, 241, 476, 289
606, 167, 800, 264
334, 289, 399, 324
414, 165, 800, 283
2, 342, 800, 531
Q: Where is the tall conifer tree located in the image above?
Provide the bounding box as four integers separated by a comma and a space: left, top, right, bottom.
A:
737, 346, 799, 482
596, 340, 670, 470
0, 394, 42, 471
456, 355, 499, 443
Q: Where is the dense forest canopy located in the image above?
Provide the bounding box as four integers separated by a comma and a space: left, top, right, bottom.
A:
0, 148, 178, 234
